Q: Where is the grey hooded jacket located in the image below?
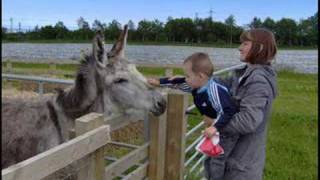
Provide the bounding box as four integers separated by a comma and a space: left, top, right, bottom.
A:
215, 64, 278, 180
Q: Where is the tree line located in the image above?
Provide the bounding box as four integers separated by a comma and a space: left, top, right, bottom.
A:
2, 12, 318, 47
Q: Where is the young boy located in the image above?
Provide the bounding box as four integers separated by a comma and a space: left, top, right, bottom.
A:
147, 52, 239, 179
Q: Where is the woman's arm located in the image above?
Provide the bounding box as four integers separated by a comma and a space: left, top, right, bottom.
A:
220, 75, 271, 135
212, 72, 235, 90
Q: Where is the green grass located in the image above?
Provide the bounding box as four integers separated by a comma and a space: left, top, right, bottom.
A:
263, 70, 318, 180
2, 62, 77, 71
56, 64, 78, 71
136, 66, 165, 77
1, 63, 317, 179
3, 61, 50, 69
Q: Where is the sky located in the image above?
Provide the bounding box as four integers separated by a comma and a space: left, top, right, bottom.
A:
2, 0, 318, 30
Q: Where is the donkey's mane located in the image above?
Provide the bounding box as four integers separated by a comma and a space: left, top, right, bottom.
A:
56, 54, 100, 119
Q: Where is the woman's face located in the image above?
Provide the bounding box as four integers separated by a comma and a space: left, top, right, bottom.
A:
238, 41, 252, 62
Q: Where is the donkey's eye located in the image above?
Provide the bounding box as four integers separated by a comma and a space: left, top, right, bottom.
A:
114, 78, 128, 84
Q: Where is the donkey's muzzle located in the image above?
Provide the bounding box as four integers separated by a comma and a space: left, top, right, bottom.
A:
151, 92, 167, 116
153, 98, 166, 116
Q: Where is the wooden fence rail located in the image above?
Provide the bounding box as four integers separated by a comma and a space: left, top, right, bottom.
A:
2, 91, 190, 180
1, 113, 110, 180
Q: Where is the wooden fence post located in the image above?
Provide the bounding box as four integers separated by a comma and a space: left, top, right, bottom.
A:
38, 81, 44, 95
165, 68, 173, 77
75, 113, 106, 180
148, 94, 167, 180
4, 60, 13, 89
49, 62, 57, 75
164, 90, 189, 180
6, 60, 12, 73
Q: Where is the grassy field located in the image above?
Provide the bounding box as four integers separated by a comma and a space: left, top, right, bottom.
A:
264, 70, 318, 179
1, 63, 318, 179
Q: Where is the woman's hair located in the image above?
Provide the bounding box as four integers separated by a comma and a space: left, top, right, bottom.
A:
183, 52, 214, 77
240, 28, 277, 65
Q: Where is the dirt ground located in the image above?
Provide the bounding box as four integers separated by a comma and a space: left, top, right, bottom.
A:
2, 88, 44, 98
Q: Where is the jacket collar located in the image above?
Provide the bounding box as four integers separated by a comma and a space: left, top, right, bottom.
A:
236, 63, 278, 98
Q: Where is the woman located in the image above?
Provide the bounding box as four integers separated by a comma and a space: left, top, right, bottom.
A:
204, 28, 278, 180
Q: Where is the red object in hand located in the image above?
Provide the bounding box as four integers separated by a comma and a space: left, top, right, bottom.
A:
196, 136, 224, 157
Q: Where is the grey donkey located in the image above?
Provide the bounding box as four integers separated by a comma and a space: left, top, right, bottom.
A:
2, 25, 166, 169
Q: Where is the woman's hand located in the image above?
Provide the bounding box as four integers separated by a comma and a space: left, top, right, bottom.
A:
203, 126, 217, 138
147, 78, 160, 86
203, 116, 214, 127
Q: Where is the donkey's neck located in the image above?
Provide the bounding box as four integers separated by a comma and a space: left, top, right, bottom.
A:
57, 69, 100, 120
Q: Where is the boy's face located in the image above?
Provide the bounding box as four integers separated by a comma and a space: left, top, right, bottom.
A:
183, 62, 206, 89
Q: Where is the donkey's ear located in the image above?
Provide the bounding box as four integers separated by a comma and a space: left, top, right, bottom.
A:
107, 25, 128, 61
93, 30, 106, 65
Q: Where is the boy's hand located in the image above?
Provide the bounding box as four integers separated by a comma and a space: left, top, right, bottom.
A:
147, 78, 160, 86
204, 126, 217, 138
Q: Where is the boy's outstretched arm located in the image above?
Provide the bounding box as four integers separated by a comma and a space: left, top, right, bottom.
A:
147, 78, 160, 86
147, 77, 192, 93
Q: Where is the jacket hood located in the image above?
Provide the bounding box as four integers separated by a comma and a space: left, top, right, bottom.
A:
239, 64, 278, 99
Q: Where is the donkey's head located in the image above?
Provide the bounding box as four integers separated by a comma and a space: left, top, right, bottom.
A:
72, 25, 166, 118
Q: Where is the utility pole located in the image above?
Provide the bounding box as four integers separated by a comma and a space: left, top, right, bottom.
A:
18, 22, 21, 32
195, 12, 200, 44
230, 24, 233, 47
10, 17, 13, 32
209, 8, 213, 20
195, 12, 199, 20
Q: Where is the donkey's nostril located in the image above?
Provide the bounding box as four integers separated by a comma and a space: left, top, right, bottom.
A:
151, 99, 166, 116
150, 91, 167, 116
157, 99, 166, 112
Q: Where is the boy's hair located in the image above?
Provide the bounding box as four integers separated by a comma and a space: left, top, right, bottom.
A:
183, 52, 214, 77
240, 28, 277, 65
